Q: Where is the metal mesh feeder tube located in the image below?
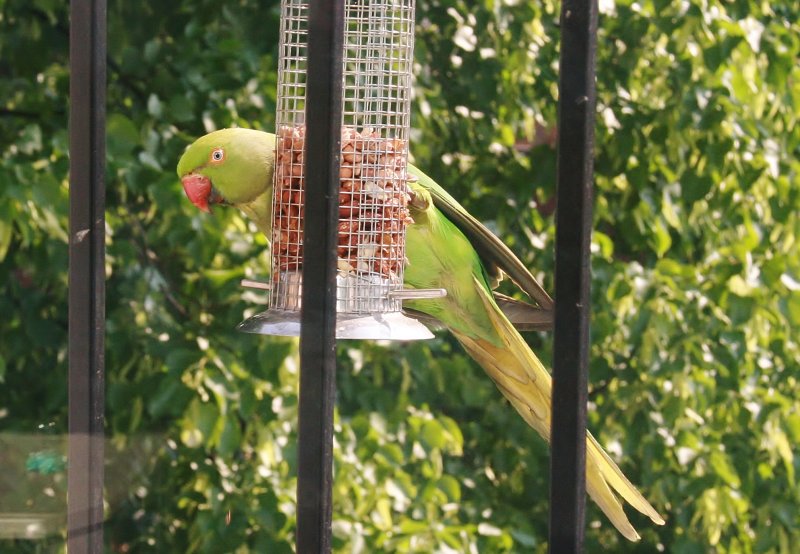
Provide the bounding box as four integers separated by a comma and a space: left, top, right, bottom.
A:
238, 0, 444, 340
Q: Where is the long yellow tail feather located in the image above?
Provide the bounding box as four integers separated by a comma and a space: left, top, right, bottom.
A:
452, 277, 664, 541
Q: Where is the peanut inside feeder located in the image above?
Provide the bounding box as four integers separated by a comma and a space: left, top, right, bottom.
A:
273, 125, 412, 276
271, 124, 414, 314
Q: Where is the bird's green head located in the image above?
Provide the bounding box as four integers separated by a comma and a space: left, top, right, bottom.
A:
177, 128, 276, 213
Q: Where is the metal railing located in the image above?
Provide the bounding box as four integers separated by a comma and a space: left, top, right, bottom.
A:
549, 0, 599, 550
295, 2, 345, 551
66, 0, 597, 551
68, 0, 106, 551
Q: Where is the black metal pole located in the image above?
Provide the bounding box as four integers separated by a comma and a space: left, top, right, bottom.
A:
68, 0, 106, 551
548, 0, 598, 551
296, 0, 344, 551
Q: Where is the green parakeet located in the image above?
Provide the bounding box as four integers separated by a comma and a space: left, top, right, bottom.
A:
177, 128, 665, 541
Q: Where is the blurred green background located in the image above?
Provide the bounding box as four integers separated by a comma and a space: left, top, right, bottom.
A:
1, 0, 798, 551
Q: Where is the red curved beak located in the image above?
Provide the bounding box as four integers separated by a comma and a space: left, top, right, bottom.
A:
181, 174, 213, 213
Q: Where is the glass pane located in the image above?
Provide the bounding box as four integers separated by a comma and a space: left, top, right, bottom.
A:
0, 427, 67, 551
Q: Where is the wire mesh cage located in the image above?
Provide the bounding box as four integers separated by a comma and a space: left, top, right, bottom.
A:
238, 0, 444, 340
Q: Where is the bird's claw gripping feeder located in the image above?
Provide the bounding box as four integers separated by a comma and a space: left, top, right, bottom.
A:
238, 0, 445, 340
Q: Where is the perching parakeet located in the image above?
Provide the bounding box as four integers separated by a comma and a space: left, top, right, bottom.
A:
177, 128, 665, 541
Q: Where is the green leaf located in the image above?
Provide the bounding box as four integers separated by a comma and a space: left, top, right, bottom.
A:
709, 450, 741, 489
652, 219, 672, 257
0, 219, 12, 262
436, 475, 461, 502
782, 294, 800, 326
147, 93, 164, 118
680, 171, 714, 203
168, 95, 195, 123
419, 419, 446, 450
148, 379, 190, 418
727, 275, 753, 297
107, 113, 140, 154
138, 150, 162, 171
216, 414, 242, 458
181, 399, 220, 448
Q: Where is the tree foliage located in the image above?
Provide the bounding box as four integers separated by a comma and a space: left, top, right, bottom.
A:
1, 0, 798, 551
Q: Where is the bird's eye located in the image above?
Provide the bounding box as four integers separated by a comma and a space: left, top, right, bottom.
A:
210, 148, 225, 163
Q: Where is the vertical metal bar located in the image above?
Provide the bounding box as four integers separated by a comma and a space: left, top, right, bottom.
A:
548, 0, 598, 551
68, 0, 106, 551
296, 0, 344, 551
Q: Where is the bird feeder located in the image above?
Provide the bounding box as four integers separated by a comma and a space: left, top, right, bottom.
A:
238, 0, 444, 340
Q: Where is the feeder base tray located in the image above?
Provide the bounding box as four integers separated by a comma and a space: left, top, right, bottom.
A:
237, 309, 435, 340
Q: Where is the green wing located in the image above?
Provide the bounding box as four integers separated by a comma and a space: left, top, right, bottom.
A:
408, 164, 554, 316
